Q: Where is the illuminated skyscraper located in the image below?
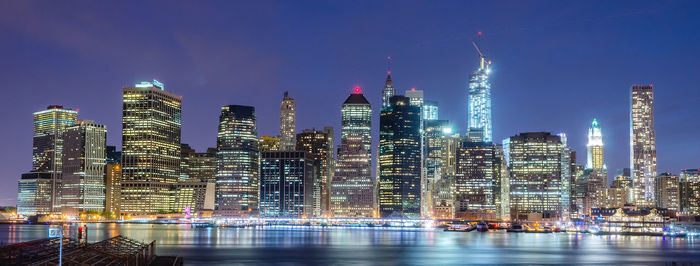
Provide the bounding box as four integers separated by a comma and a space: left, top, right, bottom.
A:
296, 128, 334, 217
405, 89, 424, 108
506, 132, 563, 220
280, 92, 296, 151
631, 85, 657, 206
121, 80, 181, 215
423, 120, 450, 217
379, 95, 422, 218
381, 57, 395, 110
215, 105, 259, 217
454, 142, 502, 219
17, 172, 53, 216
181, 144, 216, 182
586, 119, 605, 170
61, 120, 107, 216
32, 105, 78, 212
331, 89, 373, 218
467, 42, 492, 143
558, 133, 573, 220
654, 173, 679, 211
423, 101, 439, 121
680, 169, 700, 215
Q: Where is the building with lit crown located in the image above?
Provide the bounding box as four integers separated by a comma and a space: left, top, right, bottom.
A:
631, 85, 657, 206
215, 105, 259, 217
467, 47, 492, 143
331, 89, 374, 218
120, 80, 181, 216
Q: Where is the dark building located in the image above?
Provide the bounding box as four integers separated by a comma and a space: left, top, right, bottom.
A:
296, 128, 334, 217
181, 144, 216, 182
215, 105, 259, 217
105, 146, 121, 165
260, 151, 317, 218
379, 95, 421, 218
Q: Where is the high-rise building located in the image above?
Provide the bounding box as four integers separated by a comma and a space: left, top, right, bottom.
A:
215, 105, 259, 217
423, 101, 439, 121
680, 169, 700, 215
631, 85, 657, 206
181, 144, 216, 182
467, 43, 492, 143
280, 92, 296, 151
611, 168, 633, 205
379, 95, 422, 218
105, 163, 121, 218
17, 172, 53, 216
296, 128, 334, 217
586, 119, 605, 170
404, 89, 424, 108
259, 135, 280, 152
654, 173, 679, 211
558, 133, 573, 220
331, 89, 373, 218
423, 120, 450, 217
260, 151, 318, 218
32, 105, 78, 212
381, 57, 395, 110
105, 146, 121, 165
120, 80, 181, 216
61, 120, 107, 216
506, 132, 563, 220
454, 142, 504, 220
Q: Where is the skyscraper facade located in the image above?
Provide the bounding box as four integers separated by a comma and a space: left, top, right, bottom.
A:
506, 132, 563, 220
467, 51, 492, 143
423, 120, 450, 217
215, 105, 260, 217
379, 95, 422, 218
586, 119, 605, 170
17, 172, 53, 216
423, 100, 439, 121
454, 142, 503, 219
680, 169, 700, 215
654, 173, 679, 211
631, 85, 657, 206
259, 135, 280, 152
181, 144, 216, 182
260, 151, 318, 218
121, 80, 181, 215
558, 133, 573, 220
280, 92, 296, 151
296, 128, 334, 217
331, 90, 373, 218
32, 105, 78, 212
60, 120, 107, 216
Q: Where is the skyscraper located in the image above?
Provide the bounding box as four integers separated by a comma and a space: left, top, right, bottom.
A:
586, 119, 605, 170
259, 135, 280, 152
558, 133, 573, 220
631, 85, 657, 206
331, 89, 373, 218
379, 95, 422, 218
280, 92, 296, 151
61, 120, 107, 216
32, 105, 78, 212
181, 144, 216, 182
215, 105, 260, 217
423, 120, 450, 217
467, 42, 492, 143
17, 172, 53, 216
260, 151, 318, 218
654, 173, 679, 211
506, 132, 563, 220
121, 80, 181, 215
454, 142, 503, 220
423, 100, 439, 121
584, 119, 607, 215
296, 128, 334, 217
381, 57, 395, 110
680, 169, 700, 215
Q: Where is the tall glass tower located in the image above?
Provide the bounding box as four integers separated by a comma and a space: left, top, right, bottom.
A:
631, 85, 657, 206
279, 92, 296, 151
467, 43, 492, 143
215, 105, 260, 217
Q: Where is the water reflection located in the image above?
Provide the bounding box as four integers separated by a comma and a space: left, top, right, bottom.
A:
1, 223, 698, 265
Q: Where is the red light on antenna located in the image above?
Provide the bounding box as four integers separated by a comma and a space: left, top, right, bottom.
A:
76, 108, 80, 112
180, 95, 183, 99
411, 88, 415, 91
478, 31, 482, 36
354, 87, 360, 93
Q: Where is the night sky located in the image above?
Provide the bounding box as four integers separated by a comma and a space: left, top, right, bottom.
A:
1, 1, 699, 206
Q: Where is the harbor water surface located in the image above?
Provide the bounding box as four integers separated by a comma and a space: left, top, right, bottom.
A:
1, 223, 699, 265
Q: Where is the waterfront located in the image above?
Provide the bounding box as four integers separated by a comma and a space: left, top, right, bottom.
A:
1, 224, 699, 265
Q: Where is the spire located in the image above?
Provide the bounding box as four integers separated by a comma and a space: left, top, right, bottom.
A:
382, 56, 395, 110
592, 118, 599, 129
387, 56, 391, 75
284, 91, 289, 98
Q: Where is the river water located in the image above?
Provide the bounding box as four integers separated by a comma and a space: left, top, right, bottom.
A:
1, 223, 699, 265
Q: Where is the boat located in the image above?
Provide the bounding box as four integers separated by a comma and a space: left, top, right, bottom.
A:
507, 223, 525, 233
476, 222, 489, 232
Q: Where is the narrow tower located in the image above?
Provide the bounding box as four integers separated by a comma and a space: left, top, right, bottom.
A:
631, 85, 657, 206
467, 39, 493, 143
381, 57, 395, 110
586, 118, 605, 170
280, 92, 296, 151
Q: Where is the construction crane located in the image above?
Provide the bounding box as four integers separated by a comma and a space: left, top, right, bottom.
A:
471, 32, 491, 71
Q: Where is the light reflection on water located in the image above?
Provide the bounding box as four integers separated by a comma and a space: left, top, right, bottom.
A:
1, 223, 698, 265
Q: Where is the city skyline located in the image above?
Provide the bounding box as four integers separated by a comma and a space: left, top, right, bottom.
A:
1, 1, 700, 206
